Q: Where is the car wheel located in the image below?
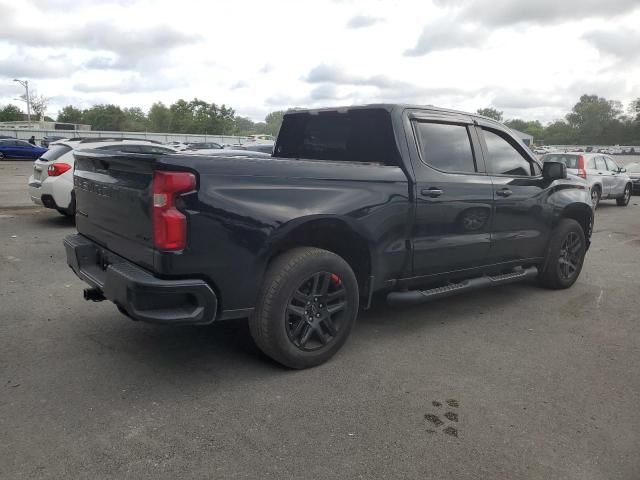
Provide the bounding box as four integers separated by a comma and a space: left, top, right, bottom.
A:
616, 184, 631, 206
590, 186, 601, 209
249, 247, 359, 369
538, 219, 586, 290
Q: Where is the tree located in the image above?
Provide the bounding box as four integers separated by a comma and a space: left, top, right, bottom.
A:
57, 105, 84, 124
544, 120, 577, 145
504, 119, 544, 141
476, 107, 503, 122
20, 90, 51, 119
233, 116, 257, 135
122, 107, 149, 131
264, 110, 285, 136
82, 104, 126, 131
566, 94, 622, 144
148, 102, 172, 132
0, 104, 24, 122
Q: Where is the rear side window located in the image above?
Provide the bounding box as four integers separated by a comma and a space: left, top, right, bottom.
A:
275, 109, 400, 166
594, 157, 607, 170
413, 122, 477, 173
482, 129, 533, 176
39, 144, 72, 162
586, 157, 596, 169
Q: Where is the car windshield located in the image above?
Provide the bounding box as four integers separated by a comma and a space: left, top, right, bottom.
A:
626, 163, 640, 173
543, 154, 581, 169
39, 144, 72, 161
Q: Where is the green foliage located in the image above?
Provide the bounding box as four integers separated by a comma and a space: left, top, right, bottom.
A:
148, 102, 172, 132
57, 105, 84, 124
0, 104, 25, 121
477, 107, 503, 122
264, 110, 285, 136
81, 104, 126, 131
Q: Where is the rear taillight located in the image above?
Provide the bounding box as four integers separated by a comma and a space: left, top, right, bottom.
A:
47, 162, 72, 177
152, 171, 196, 251
577, 155, 587, 179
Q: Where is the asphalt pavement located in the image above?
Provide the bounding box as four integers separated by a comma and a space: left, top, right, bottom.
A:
1, 159, 639, 479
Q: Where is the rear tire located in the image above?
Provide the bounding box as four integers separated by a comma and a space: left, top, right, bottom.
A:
249, 247, 359, 369
616, 184, 631, 206
538, 219, 586, 290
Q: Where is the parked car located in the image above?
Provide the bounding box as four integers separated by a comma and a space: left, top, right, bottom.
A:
244, 134, 275, 144
165, 141, 189, 151
626, 163, 640, 194
237, 142, 274, 154
185, 142, 223, 151
28, 138, 177, 216
65, 104, 593, 368
41, 136, 69, 148
542, 152, 632, 208
0, 139, 48, 160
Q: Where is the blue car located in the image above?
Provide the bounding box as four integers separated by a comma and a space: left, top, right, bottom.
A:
0, 139, 48, 160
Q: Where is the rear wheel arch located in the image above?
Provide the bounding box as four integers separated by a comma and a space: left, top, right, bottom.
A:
265, 218, 373, 297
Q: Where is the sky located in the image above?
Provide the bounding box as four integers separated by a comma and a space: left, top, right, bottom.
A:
1, 0, 639, 124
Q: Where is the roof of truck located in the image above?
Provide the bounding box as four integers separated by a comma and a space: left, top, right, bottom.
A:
284, 103, 503, 125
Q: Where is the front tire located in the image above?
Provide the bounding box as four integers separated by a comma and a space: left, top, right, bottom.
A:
538, 219, 586, 289
616, 184, 631, 206
249, 247, 359, 369
590, 186, 601, 209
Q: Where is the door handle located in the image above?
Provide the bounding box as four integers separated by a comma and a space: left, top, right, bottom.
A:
496, 188, 513, 197
421, 188, 443, 198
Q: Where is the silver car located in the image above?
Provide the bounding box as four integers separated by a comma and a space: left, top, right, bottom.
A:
543, 152, 632, 208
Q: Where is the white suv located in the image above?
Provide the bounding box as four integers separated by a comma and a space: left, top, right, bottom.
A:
28, 138, 177, 216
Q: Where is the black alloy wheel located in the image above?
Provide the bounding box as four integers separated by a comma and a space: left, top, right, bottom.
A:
286, 271, 346, 351
557, 231, 583, 281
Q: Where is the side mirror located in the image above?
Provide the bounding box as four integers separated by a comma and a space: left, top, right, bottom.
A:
618, 167, 626, 173
542, 161, 567, 180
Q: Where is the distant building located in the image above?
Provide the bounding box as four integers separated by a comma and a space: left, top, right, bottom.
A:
0, 120, 91, 131
510, 128, 533, 146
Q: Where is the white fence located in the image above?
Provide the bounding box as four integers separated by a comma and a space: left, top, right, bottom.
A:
0, 128, 248, 145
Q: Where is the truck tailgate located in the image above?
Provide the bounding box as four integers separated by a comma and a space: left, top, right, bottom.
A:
73, 151, 159, 271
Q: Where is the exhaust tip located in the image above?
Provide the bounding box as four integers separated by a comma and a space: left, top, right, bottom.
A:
83, 288, 105, 302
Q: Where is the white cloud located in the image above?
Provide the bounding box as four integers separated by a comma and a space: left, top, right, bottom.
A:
0, 0, 638, 123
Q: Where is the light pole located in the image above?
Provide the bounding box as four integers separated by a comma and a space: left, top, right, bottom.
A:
13, 79, 31, 126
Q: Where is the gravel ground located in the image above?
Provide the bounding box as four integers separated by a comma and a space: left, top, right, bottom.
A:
1, 159, 639, 479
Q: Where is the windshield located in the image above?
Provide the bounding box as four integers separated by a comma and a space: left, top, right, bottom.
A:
39, 144, 72, 162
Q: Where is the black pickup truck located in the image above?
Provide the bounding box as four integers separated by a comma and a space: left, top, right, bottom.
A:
65, 104, 593, 368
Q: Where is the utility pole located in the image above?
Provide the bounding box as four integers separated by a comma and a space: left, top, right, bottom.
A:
13, 79, 31, 126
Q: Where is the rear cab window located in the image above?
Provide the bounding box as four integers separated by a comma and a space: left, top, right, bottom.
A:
275, 108, 401, 166
412, 122, 477, 173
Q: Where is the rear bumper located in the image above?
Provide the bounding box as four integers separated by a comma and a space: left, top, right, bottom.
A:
64, 234, 218, 325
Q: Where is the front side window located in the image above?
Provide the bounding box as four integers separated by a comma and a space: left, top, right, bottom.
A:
605, 157, 619, 172
413, 122, 477, 173
482, 129, 532, 176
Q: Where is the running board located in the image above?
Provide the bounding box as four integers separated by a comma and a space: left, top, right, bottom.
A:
386, 266, 538, 307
